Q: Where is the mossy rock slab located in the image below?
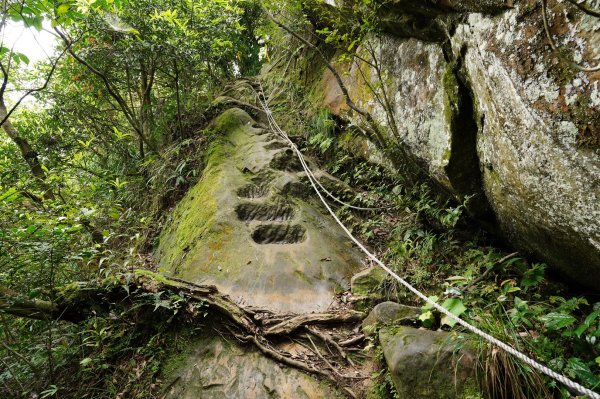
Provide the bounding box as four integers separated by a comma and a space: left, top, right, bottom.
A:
362, 302, 420, 334
163, 336, 342, 399
351, 266, 387, 297
379, 326, 481, 399
155, 108, 363, 313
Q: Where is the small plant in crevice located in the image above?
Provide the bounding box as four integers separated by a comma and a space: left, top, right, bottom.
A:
307, 109, 337, 157
366, 339, 400, 399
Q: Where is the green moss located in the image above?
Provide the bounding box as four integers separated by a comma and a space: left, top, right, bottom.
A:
552, 54, 578, 87
134, 269, 181, 286
160, 332, 196, 379
460, 379, 484, 399
442, 148, 452, 162
442, 60, 460, 131
212, 108, 254, 135
156, 109, 248, 273
57, 282, 86, 303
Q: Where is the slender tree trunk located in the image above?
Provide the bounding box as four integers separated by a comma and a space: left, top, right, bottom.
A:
139, 61, 155, 152
0, 100, 54, 199
174, 60, 184, 140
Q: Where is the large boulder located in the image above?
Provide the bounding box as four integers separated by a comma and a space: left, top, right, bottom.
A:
362, 301, 420, 333
319, 2, 600, 289
155, 108, 364, 313
379, 326, 481, 398
451, 9, 600, 289
321, 35, 496, 222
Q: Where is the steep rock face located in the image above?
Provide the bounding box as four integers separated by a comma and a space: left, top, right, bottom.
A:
322, 35, 494, 222
322, 38, 453, 188
155, 108, 364, 313
319, 2, 600, 289
453, 11, 600, 289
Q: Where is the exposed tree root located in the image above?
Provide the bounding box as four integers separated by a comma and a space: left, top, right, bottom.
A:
306, 326, 355, 366
264, 310, 365, 335
0, 270, 368, 398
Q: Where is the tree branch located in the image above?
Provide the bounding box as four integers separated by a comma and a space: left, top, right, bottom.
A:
0, 45, 71, 128
53, 27, 152, 148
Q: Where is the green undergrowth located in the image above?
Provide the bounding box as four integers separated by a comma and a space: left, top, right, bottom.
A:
0, 108, 221, 398
318, 123, 600, 397
0, 279, 211, 399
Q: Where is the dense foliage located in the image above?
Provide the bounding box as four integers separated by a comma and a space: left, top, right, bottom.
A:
0, 0, 264, 396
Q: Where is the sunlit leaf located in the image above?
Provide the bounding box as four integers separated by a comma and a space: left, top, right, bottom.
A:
441, 298, 467, 327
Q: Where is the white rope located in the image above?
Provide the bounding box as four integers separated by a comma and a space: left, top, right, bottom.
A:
255, 88, 388, 212
253, 82, 600, 399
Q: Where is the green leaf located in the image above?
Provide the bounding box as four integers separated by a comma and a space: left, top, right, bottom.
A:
441, 298, 467, 327
0, 187, 20, 203
80, 357, 93, 366
573, 310, 600, 338
57, 4, 70, 14
419, 310, 435, 328
422, 295, 438, 311
11, 52, 30, 65
66, 224, 83, 233
566, 358, 600, 388
32, 16, 43, 31
541, 312, 576, 331
41, 385, 59, 398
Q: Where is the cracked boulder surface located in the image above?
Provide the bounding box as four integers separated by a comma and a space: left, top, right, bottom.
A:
155, 107, 364, 313
164, 336, 343, 399
319, 2, 600, 289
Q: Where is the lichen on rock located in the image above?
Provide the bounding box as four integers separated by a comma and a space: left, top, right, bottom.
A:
316, 2, 600, 289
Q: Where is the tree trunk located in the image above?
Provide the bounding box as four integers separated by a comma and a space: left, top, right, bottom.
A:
0, 100, 54, 200
139, 61, 155, 152
174, 60, 184, 140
